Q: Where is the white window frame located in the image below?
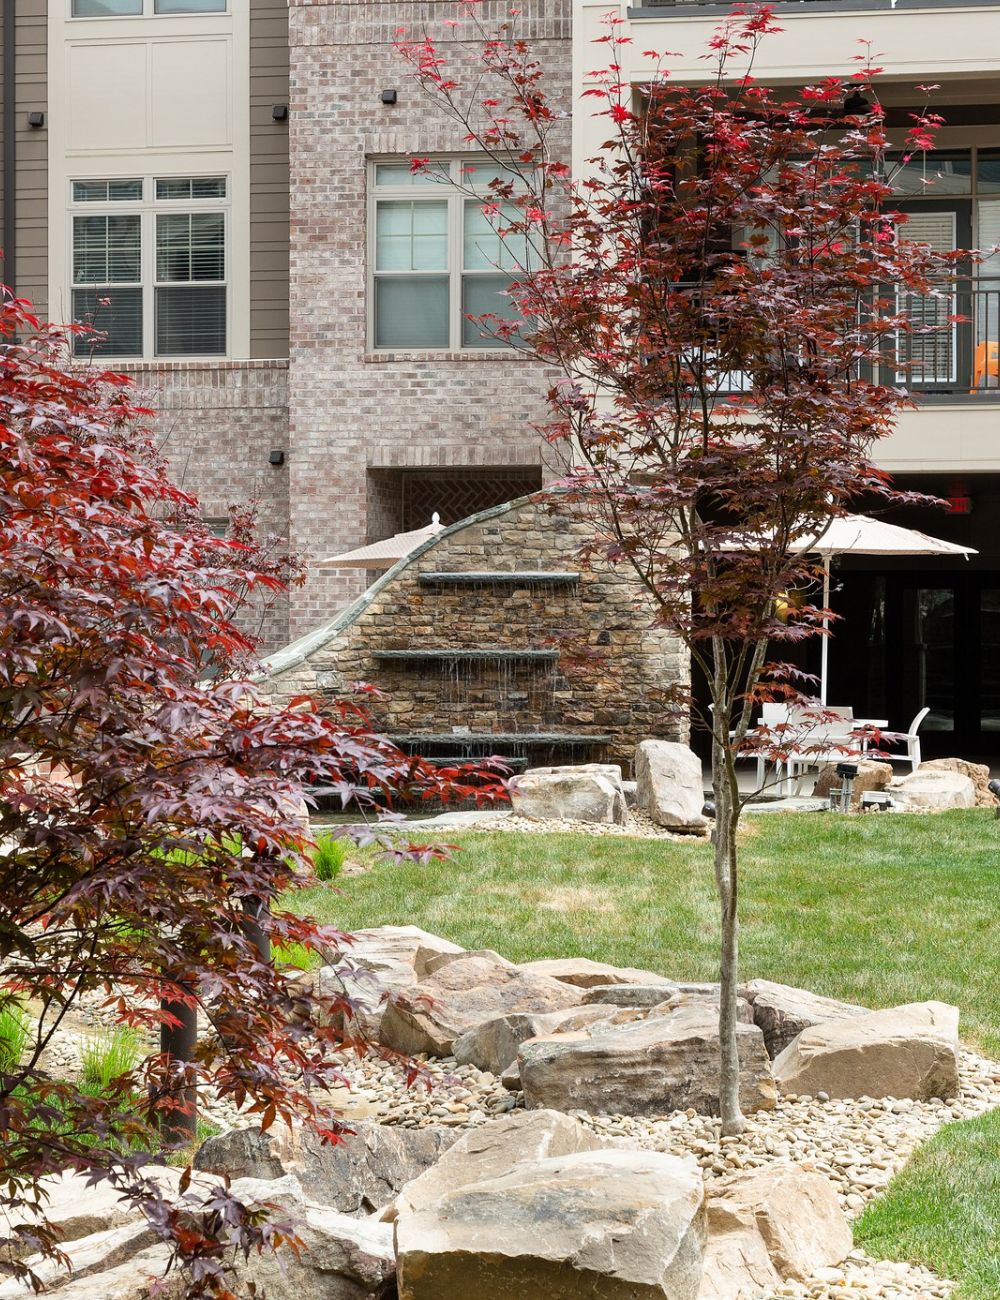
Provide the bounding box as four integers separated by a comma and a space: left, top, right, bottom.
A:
68, 0, 229, 19
68, 173, 231, 361
368, 157, 532, 354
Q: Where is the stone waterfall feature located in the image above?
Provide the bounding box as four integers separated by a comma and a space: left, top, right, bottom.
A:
264, 492, 688, 775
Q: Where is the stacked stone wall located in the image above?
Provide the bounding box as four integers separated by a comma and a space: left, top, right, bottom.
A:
268, 493, 688, 771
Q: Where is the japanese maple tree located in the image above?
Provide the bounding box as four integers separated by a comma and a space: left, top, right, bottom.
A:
398, 3, 961, 1132
0, 295, 502, 1295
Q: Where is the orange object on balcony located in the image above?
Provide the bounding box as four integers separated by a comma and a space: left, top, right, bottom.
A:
972, 340, 1000, 390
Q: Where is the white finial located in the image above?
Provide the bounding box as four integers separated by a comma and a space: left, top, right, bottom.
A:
432, 512, 441, 525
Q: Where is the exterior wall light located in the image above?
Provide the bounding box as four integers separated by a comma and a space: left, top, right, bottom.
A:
27, 112, 45, 128
272, 105, 288, 122
381, 89, 398, 106
269, 449, 285, 466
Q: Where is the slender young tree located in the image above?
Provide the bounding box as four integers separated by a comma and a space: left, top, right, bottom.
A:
0, 295, 503, 1295
398, 2, 960, 1133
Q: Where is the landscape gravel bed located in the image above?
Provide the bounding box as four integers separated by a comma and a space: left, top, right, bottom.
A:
314, 1045, 1000, 1300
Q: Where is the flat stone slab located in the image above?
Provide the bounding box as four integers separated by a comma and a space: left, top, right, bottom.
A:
519, 1005, 777, 1118
395, 1148, 706, 1300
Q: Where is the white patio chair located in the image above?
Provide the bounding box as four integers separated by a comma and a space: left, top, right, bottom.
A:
892, 706, 930, 772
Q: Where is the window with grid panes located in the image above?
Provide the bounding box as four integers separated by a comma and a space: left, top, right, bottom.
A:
71, 1, 226, 14
70, 176, 228, 359
371, 160, 537, 350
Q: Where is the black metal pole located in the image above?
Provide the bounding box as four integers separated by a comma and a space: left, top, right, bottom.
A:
241, 895, 271, 964
3, 0, 17, 294
159, 995, 198, 1146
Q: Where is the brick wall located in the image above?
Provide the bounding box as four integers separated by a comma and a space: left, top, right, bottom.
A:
124, 360, 291, 649
286, 0, 572, 641
267, 493, 689, 772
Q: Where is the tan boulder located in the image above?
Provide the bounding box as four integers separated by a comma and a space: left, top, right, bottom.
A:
452, 1005, 613, 1075
388, 1109, 605, 1221
921, 758, 998, 808
395, 1148, 706, 1300
891, 769, 976, 811
519, 1004, 777, 1118
379, 950, 582, 1057
509, 765, 628, 824
42, 1246, 179, 1300
773, 1001, 960, 1100
634, 740, 708, 833
740, 980, 870, 1058
318, 926, 465, 1036
519, 956, 675, 989
194, 1119, 457, 1216
699, 1163, 852, 1298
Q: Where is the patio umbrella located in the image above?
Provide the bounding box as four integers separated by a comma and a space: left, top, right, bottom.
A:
318, 514, 444, 569
796, 514, 976, 704
724, 513, 976, 703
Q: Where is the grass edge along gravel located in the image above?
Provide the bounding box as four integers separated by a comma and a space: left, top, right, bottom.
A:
854, 1109, 1000, 1300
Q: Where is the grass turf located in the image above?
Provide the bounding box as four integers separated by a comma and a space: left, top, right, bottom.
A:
289, 807, 1000, 1058
854, 1109, 1000, 1299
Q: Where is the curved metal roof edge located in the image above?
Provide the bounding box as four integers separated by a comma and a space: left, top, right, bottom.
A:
261, 487, 557, 680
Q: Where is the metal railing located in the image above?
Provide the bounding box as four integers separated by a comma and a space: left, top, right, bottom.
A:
892, 279, 1000, 396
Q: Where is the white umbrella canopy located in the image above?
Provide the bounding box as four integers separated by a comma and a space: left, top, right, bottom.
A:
725, 512, 977, 704
318, 514, 444, 569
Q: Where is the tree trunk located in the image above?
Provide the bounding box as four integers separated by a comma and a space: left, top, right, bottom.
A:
711, 660, 746, 1136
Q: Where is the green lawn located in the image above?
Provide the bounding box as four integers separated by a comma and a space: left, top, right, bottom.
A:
289, 808, 1000, 1057
855, 1110, 1000, 1300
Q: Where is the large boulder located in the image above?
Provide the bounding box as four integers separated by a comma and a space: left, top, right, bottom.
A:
0, 1222, 156, 1298
634, 741, 707, 834
194, 1120, 457, 1216
227, 1174, 397, 1300
812, 759, 892, 809
740, 979, 870, 1059
41, 1246, 179, 1300
921, 757, 998, 808
389, 1109, 605, 1220
378, 950, 583, 1057
395, 1148, 705, 1300
453, 1005, 612, 1075
519, 1005, 777, 1118
0, 1167, 220, 1267
773, 1001, 960, 1101
699, 1163, 851, 1298
509, 764, 627, 824
318, 926, 465, 1037
519, 957, 674, 989
891, 769, 976, 811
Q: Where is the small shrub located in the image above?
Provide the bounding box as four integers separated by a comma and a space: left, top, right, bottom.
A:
273, 941, 322, 972
0, 999, 30, 1073
312, 832, 347, 882
80, 1027, 142, 1094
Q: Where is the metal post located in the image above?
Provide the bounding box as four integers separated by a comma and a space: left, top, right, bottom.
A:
241, 895, 271, 964
159, 995, 197, 1145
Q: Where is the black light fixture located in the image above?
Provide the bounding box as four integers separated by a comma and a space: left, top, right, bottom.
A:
269, 449, 285, 466
271, 104, 288, 122
381, 88, 398, 106
27, 111, 44, 128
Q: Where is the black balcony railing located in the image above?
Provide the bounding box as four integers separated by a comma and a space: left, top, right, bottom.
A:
630, 0, 985, 11
891, 279, 1000, 397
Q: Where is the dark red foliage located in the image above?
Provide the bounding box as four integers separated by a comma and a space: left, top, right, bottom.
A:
0, 296, 504, 1295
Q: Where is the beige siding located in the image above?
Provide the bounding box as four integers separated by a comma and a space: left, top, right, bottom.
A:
250, 0, 289, 359
0, 0, 48, 317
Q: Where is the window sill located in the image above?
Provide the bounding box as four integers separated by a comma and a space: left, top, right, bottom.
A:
363, 349, 536, 364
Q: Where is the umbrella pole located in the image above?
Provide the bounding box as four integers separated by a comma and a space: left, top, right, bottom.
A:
821, 560, 830, 707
